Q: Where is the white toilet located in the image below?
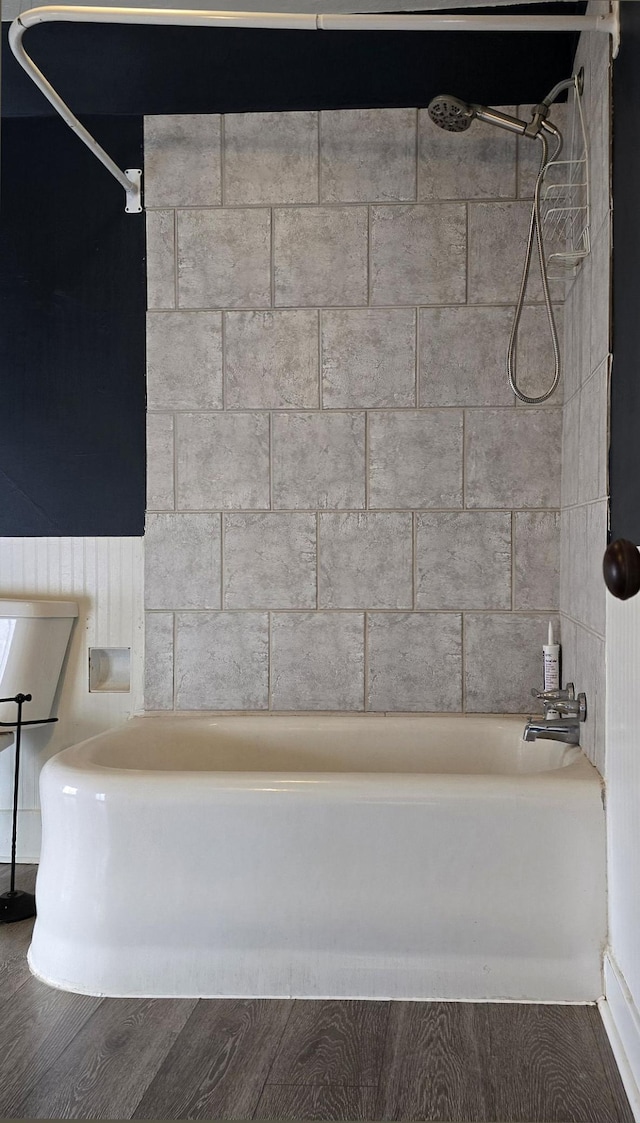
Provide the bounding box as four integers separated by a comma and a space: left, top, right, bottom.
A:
0, 599, 79, 727
0, 599, 78, 923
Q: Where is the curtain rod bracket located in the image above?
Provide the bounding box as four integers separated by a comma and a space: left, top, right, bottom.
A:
124, 169, 143, 213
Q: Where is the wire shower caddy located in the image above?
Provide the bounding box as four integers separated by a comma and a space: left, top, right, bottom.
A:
539, 70, 590, 276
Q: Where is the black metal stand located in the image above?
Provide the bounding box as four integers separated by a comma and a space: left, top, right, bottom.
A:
0, 694, 57, 925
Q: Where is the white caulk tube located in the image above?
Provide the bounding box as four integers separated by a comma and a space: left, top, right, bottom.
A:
543, 620, 561, 718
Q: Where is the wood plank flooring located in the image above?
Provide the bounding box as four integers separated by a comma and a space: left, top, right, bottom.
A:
0, 865, 634, 1121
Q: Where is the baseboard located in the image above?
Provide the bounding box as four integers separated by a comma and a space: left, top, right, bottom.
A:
600, 952, 640, 1122
0, 809, 41, 863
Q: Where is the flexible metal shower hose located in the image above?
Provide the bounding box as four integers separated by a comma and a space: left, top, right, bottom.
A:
507, 130, 563, 404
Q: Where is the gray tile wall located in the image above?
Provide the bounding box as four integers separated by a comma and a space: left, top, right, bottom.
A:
144, 105, 563, 713
560, 26, 611, 773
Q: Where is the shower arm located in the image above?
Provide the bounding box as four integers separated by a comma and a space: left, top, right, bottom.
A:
8, 3, 619, 213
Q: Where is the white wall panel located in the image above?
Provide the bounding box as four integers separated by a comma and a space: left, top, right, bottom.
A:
607, 588, 640, 1021
0, 536, 144, 859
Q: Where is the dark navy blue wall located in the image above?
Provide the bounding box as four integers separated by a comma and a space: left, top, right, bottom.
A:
0, 115, 146, 535
610, 2, 640, 543
0, 9, 581, 536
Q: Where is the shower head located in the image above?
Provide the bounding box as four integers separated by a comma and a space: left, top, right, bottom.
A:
428, 95, 529, 137
427, 94, 475, 133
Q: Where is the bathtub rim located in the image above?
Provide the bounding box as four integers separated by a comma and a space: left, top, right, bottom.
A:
39, 711, 601, 796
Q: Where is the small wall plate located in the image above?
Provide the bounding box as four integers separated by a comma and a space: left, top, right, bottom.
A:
124, 169, 142, 214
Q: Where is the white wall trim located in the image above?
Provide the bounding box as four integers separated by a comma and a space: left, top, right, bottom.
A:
599, 952, 640, 1123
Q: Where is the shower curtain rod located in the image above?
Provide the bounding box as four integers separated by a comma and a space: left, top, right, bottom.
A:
9, 2, 619, 213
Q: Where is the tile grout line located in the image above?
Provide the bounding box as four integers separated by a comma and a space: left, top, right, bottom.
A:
173, 208, 179, 309
364, 412, 369, 510
172, 410, 178, 514
367, 204, 372, 306
146, 197, 533, 213
464, 200, 469, 306
147, 405, 560, 416
268, 412, 273, 511
461, 610, 466, 713
270, 207, 275, 308
511, 510, 516, 612
221, 312, 226, 411
461, 408, 466, 510
412, 511, 417, 611
220, 513, 225, 611
150, 505, 562, 516
158, 300, 563, 315
316, 511, 320, 611
363, 610, 369, 712
267, 610, 272, 711
146, 606, 560, 617
220, 114, 226, 207
318, 310, 323, 410
414, 306, 419, 407
172, 609, 177, 711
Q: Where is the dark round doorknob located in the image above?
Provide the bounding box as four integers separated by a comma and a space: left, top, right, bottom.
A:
603, 539, 640, 600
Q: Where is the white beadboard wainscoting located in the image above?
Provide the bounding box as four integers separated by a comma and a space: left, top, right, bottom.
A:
602, 585, 640, 1121
0, 537, 144, 860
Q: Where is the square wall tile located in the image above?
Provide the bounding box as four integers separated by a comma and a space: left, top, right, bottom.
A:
274, 207, 368, 307
145, 513, 221, 609
146, 413, 174, 512
178, 209, 271, 308
176, 413, 270, 510
271, 612, 364, 710
225, 311, 319, 410
419, 307, 515, 407
272, 413, 365, 510
147, 210, 175, 309
559, 613, 577, 691
468, 202, 558, 304
575, 622, 606, 772
590, 221, 611, 376
513, 305, 564, 407
320, 109, 416, 202
562, 271, 586, 404
369, 411, 463, 509
370, 204, 466, 305
147, 312, 222, 410
514, 511, 560, 610
578, 362, 609, 505
416, 512, 511, 610
223, 513, 316, 609
465, 409, 561, 509
319, 513, 412, 609
175, 612, 268, 709
367, 612, 462, 711
321, 309, 415, 409
144, 612, 174, 710
560, 503, 585, 628
419, 106, 516, 200
588, 47, 611, 242
561, 393, 580, 510
224, 112, 318, 204
144, 115, 221, 207
465, 613, 560, 712
583, 500, 608, 638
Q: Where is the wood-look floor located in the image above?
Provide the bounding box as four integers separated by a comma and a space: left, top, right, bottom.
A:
0, 864, 633, 1122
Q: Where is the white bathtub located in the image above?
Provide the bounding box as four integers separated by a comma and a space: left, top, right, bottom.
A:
29, 714, 606, 1002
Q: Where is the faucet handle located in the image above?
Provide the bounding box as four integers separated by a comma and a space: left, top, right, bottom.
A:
531, 682, 575, 702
